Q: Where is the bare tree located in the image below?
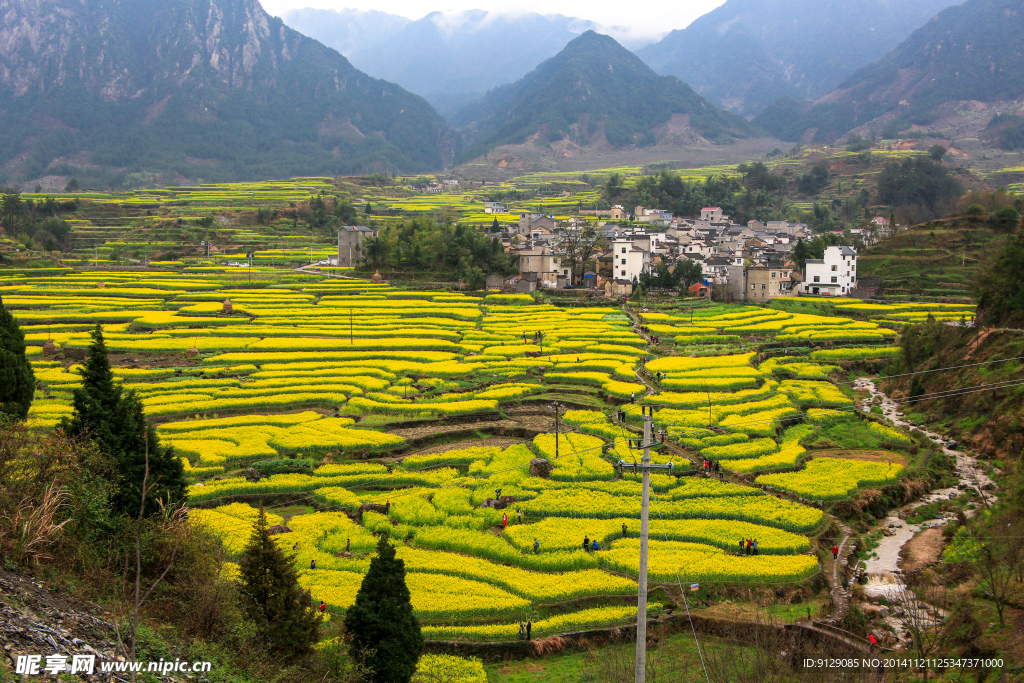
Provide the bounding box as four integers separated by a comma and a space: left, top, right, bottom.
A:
113, 432, 186, 682
558, 224, 602, 286
892, 582, 948, 682
971, 516, 1022, 627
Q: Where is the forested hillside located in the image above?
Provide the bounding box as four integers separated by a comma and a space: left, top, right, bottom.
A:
638, 0, 954, 115
0, 0, 455, 189
754, 0, 1024, 142
453, 32, 755, 161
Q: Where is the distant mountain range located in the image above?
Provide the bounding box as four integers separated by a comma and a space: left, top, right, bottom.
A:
0, 0, 453, 188
753, 0, 1024, 142
282, 9, 654, 119
637, 0, 957, 116
280, 8, 412, 57
453, 31, 755, 161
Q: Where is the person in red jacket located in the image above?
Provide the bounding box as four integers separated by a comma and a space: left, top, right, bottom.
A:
502, 512, 508, 530
832, 545, 839, 560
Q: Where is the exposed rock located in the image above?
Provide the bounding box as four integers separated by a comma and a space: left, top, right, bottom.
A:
240, 468, 263, 482
266, 525, 292, 535
60, 344, 86, 361
479, 495, 518, 510
358, 503, 388, 517
529, 458, 554, 478
0, 570, 188, 681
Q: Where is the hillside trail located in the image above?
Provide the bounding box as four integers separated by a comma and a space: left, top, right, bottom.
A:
623, 304, 657, 396
847, 376, 998, 639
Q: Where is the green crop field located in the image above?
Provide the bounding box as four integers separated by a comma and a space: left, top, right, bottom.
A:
2, 266, 963, 646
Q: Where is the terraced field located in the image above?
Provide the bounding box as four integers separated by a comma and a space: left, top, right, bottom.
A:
3, 270, 967, 642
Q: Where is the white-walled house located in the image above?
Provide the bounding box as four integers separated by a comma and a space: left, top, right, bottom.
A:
802, 245, 857, 296
610, 239, 651, 282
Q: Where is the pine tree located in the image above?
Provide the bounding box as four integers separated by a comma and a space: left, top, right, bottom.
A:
344, 536, 423, 683
0, 295, 35, 420
64, 325, 185, 516
238, 504, 321, 659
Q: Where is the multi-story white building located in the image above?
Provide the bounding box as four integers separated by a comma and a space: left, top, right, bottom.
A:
610, 239, 651, 282
802, 245, 857, 296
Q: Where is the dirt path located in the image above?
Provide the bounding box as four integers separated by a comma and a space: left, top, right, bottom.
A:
821, 519, 854, 624
402, 437, 525, 457
387, 420, 521, 440
622, 304, 657, 396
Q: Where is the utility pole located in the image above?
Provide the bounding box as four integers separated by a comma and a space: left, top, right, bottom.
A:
615, 405, 673, 683
552, 402, 563, 458
635, 405, 651, 683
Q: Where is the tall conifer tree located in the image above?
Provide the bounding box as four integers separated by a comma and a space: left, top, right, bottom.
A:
344, 536, 423, 683
0, 295, 34, 419
238, 504, 321, 659
64, 325, 185, 516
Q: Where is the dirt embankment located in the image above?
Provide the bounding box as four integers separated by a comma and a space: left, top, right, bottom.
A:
898, 527, 946, 572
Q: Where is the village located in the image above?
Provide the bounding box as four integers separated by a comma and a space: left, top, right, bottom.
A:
335, 204, 892, 300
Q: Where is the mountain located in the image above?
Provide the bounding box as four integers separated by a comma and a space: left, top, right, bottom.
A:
453, 31, 756, 161
0, 0, 453, 188
752, 0, 1024, 142
280, 8, 411, 57
344, 11, 608, 119
638, 0, 957, 116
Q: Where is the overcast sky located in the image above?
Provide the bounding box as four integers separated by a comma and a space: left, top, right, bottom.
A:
260, 0, 728, 42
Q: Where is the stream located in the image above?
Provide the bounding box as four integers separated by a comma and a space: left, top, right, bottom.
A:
849, 377, 998, 639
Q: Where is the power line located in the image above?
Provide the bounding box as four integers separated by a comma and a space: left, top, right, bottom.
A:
834, 353, 1024, 385
650, 490, 711, 683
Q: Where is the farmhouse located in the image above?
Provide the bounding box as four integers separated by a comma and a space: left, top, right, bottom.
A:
802, 245, 857, 296
336, 225, 377, 267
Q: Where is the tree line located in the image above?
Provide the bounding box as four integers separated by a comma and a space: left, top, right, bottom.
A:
360, 217, 518, 287
1, 188, 78, 251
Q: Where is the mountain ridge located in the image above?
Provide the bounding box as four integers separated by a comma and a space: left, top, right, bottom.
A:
637, 0, 957, 116
453, 31, 757, 162
0, 0, 454, 187
752, 0, 1024, 142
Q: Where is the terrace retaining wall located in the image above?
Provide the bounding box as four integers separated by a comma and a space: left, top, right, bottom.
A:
424, 612, 868, 662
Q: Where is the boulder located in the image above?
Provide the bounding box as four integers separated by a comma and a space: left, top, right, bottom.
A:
267, 525, 292, 535
240, 468, 264, 482
61, 344, 86, 361
530, 458, 554, 478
